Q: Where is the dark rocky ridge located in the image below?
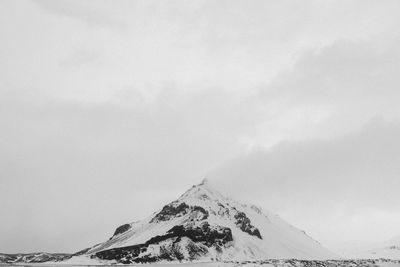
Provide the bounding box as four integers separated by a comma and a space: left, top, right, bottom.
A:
95, 222, 233, 263
113, 223, 131, 236
214, 202, 262, 239
151, 202, 190, 223
234, 210, 262, 239
150, 202, 209, 223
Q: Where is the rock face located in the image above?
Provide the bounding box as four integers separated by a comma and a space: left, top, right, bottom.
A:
234, 211, 262, 239
79, 179, 335, 263
113, 223, 132, 237
150, 203, 209, 223
95, 222, 233, 263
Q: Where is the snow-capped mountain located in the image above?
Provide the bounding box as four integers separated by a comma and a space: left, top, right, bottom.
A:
71, 179, 336, 263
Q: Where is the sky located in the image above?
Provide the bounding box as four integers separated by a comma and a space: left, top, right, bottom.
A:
1, 0, 400, 254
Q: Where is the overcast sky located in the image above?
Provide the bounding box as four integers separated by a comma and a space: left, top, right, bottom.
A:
1, 0, 400, 254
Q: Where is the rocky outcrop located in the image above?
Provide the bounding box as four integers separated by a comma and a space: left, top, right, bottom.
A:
234, 211, 262, 239
113, 223, 131, 237
151, 202, 209, 223
95, 222, 233, 263
151, 202, 190, 223
164, 222, 232, 246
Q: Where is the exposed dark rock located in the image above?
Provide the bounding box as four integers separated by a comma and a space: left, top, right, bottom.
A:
144, 222, 232, 247
95, 222, 233, 263
186, 240, 208, 260
151, 202, 209, 223
72, 247, 91, 256
113, 223, 131, 237
166, 222, 233, 246
234, 211, 262, 239
94, 240, 191, 263
151, 202, 190, 222
192, 206, 209, 220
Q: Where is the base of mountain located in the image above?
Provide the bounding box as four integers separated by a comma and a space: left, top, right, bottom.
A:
1, 255, 400, 267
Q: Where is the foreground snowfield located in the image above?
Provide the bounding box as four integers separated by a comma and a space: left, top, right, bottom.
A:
336, 236, 400, 260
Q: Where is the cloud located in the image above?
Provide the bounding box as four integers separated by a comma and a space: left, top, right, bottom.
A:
32, 0, 127, 28
0, 86, 261, 252
245, 34, 400, 146
58, 49, 100, 68
208, 119, 400, 246
268, 36, 400, 108
1, 0, 400, 254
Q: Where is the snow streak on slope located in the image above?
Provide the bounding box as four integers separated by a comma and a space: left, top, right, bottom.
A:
77, 179, 335, 263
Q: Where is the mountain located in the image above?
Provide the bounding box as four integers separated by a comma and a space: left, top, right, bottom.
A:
65, 179, 335, 264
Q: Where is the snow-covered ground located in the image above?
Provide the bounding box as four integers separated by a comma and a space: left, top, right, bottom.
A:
2, 259, 400, 267
333, 235, 400, 260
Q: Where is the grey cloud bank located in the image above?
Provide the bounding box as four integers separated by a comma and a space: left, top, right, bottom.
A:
208, 119, 400, 249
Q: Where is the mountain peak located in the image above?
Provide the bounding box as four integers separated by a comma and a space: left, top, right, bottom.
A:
199, 178, 208, 185
80, 180, 336, 263
178, 179, 226, 205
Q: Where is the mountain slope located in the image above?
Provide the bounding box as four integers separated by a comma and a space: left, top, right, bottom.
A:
77, 180, 335, 263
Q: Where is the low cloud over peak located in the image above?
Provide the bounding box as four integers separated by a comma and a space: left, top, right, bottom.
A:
208, 119, 400, 247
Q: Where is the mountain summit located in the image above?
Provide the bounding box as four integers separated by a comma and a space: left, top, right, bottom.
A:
70, 180, 335, 264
